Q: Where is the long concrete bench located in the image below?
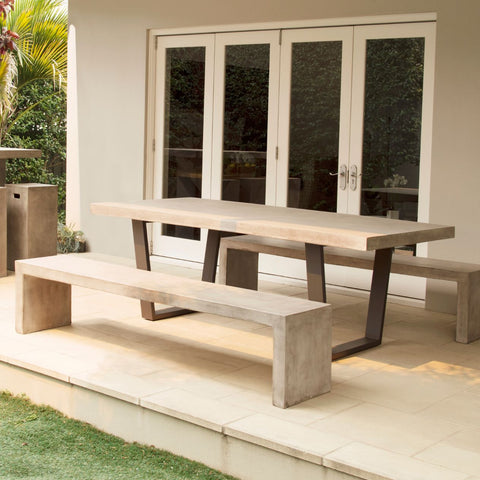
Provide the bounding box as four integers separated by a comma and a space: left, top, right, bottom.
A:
218, 235, 480, 344
15, 255, 332, 408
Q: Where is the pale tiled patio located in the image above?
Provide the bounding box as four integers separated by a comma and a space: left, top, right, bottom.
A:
1, 254, 480, 480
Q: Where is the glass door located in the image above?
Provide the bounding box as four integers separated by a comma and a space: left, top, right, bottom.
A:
152, 34, 214, 260
211, 31, 280, 206
153, 31, 280, 261
346, 22, 436, 297
276, 27, 353, 212
349, 23, 436, 224
270, 23, 435, 299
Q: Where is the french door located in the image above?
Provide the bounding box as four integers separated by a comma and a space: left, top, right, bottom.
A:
276, 27, 353, 213
153, 31, 280, 261
152, 22, 435, 299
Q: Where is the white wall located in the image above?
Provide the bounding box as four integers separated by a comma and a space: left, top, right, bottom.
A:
68, 0, 480, 307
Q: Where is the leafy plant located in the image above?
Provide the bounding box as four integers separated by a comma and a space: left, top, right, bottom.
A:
57, 223, 86, 254
0, 0, 67, 142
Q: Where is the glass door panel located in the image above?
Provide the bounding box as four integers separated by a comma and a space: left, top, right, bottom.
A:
288, 40, 342, 211
360, 37, 425, 225
211, 31, 280, 205
277, 28, 353, 211
349, 22, 435, 223
153, 34, 214, 261
163, 46, 207, 240
222, 44, 270, 204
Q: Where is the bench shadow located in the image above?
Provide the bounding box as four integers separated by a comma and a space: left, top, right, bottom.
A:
63, 317, 273, 370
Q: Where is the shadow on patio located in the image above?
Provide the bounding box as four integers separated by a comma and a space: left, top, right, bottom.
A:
1, 253, 480, 480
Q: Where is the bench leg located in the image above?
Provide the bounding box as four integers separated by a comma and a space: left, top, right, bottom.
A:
272, 308, 332, 408
16, 272, 71, 334
218, 245, 259, 290
456, 272, 480, 343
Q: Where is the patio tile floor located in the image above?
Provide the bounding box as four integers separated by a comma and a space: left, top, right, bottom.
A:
1, 253, 480, 480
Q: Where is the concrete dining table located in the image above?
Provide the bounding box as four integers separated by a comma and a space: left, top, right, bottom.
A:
91, 197, 455, 360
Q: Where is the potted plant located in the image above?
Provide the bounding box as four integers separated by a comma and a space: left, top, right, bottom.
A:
57, 223, 86, 254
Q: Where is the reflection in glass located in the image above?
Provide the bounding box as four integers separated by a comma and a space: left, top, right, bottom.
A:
222, 44, 269, 204
288, 41, 342, 211
361, 37, 424, 224
163, 47, 206, 240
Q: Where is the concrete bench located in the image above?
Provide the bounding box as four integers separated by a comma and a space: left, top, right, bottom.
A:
15, 255, 332, 408
218, 235, 480, 344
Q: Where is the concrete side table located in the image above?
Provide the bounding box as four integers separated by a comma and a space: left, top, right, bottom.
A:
7, 183, 57, 271
0, 148, 42, 276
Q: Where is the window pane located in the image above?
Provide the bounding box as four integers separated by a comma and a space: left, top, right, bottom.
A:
288, 41, 342, 211
222, 44, 269, 204
361, 37, 425, 224
163, 46, 206, 240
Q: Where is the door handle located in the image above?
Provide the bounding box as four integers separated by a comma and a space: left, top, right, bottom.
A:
350, 165, 361, 191
329, 164, 348, 190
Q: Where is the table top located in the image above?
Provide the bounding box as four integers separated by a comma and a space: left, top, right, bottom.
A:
0, 148, 42, 159
90, 197, 455, 251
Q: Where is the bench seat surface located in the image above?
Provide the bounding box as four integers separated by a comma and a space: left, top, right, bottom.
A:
16, 255, 327, 327
221, 235, 479, 281
219, 234, 480, 344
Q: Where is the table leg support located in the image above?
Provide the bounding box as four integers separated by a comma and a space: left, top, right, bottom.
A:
132, 219, 192, 321
332, 247, 393, 360
305, 243, 327, 303
202, 230, 241, 283
202, 230, 223, 283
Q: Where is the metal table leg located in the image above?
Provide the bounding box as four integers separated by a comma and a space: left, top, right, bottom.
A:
305, 243, 327, 302
201, 229, 242, 282
132, 219, 192, 320
201, 229, 223, 283
304, 244, 393, 360
331, 247, 393, 360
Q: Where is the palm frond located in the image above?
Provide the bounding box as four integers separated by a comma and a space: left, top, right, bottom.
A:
5, 0, 67, 89
0, 53, 17, 142
0, 0, 67, 143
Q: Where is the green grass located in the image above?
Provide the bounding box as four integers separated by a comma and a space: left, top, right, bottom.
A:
0, 391, 239, 480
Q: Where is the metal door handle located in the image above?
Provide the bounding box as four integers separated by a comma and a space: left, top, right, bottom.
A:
350, 165, 361, 191
329, 164, 348, 190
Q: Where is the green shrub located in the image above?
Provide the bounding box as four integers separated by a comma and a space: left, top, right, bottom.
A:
3, 79, 66, 222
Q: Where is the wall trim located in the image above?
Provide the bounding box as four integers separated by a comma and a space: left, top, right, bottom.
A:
149, 13, 436, 37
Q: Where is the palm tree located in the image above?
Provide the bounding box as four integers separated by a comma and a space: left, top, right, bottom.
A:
0, 0, 67, 144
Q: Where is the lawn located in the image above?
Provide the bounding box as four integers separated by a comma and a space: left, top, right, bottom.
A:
0, 391, 239, 480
